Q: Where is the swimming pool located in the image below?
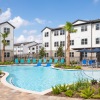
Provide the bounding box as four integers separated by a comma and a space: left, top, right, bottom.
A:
0, 66, 100, 93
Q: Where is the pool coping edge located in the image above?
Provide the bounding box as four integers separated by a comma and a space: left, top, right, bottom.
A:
1, 71, 52, 95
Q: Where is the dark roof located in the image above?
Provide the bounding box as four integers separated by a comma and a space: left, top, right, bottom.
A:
41, 26, 64, 32
41, 27, 52, 32
72, 19, 88, 24
73, 19, 100, 26
28, 43, 42, 48
14, 41, 37, 46
41, 19, 100, 32
51, 27, 64, 31
0, 21, 15, 28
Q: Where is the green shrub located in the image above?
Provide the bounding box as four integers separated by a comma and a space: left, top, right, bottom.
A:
65, 90, 74, 97
91, 79, 97, 85
80, 87, 94, 99
54, 63, 62, 68
0, 70, 2, 75
0, 61, 14, 65
75, 66, 81, 69
52, 86, 61, 95
71, 79, 89, 92
93, 94, 100, 99
58, 84, 67, 92
68, 84, 76, 91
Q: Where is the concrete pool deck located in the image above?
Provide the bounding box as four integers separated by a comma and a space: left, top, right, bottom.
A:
0, 82, 83, 100
0, 66, 100, 100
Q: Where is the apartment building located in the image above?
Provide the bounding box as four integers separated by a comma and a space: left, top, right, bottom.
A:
0, 21, 15, 61
14, 41, 43, 58
42, 19, 100, 61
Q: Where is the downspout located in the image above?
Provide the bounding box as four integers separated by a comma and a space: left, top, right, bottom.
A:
90, 22, 93, 60
50, 31, 52, 58
65, 30, 66, 60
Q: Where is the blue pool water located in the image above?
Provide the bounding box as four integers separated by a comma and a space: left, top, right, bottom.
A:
0, 66, 100, 92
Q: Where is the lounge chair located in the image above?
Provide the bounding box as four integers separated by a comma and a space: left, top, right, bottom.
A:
35, 59, 42, 67
82, 59, 87, 66
43, 58, 47, 63
27, 58, 31, 64
20, 59, 24, 64
36, 62, 41, 66
45, 62, 51, 67
60, 58, 65, 64
45, 59, 52, 67
88, 60, 95, 66
15, 58, 19, 64
38, 59, 42, 63
49, 58, 52, 64
32, 59, 36, 63
54, 59, 58, 64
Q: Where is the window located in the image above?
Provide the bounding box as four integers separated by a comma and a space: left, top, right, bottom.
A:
32, 52, 35, 54
45, 42, 49, 47
60, 41, 65, 46
81, 25, 87, 32
96, 23, 100, 30
54, 53, 57, 57
54, 42, 59, 47
4, 52, 10, 57
96, 38, 100, 44
54, 30, 59, 36
32, 48, 35, 50
60, 30, 65, 35
70, 52, 74, 57
82, 52, 87, 57
18, 50, 23, 52
5, 40, 10, 45
4, 28, 10, 33
39, 46, 41, 48
81, 38, 88, 45
45, 53, 49, 57
70, 40, 74, 45
45, 32, 49, 37
36, 46, 38, 49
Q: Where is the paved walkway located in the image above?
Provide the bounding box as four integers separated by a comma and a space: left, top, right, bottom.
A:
0, 82, 83, 100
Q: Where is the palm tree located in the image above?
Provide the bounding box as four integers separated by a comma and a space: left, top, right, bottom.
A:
64, 22, 77, 66
1, 32, 10, 62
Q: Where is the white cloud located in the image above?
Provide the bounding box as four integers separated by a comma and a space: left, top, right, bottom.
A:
23, 29, 37, 35
34, 18, 52, 24
0, 8, 11, 22
15, 34, 42, 43
58, 24, 64, 27
15, 35, 26, 43
9, 16, 30, 28
34, 18, 45, 24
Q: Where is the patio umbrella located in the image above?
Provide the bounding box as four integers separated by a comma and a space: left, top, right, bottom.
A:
92, 48, 100, 53
77, 48, 90, 52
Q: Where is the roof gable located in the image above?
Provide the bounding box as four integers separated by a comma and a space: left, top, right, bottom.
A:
41, 27, 52, 32
72, 20, 88, 25
0, 21, 15, 28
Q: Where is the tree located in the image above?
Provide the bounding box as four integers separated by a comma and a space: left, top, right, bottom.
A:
57, 46, 64, 60
64, 22, 77, 66
1, 32, 10, 62
39, 47, 46, 58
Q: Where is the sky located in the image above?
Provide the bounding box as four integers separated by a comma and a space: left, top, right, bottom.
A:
0, 0, 100, 43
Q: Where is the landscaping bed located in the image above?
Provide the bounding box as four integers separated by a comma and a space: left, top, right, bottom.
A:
54, 63, 81, 69
46, 79, 100, 99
